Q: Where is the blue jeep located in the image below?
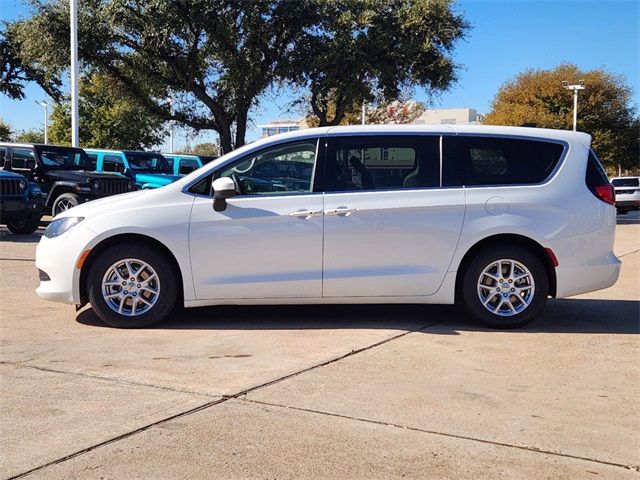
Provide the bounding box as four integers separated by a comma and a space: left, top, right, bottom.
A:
85, 149, 182, 189
162, 153, 218, 176
0, 168, 45, 234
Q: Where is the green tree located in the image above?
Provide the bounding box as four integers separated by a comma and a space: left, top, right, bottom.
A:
302, 99, 426, 127
6, 0, 469, 153
484, 63, 640, 173
15, 129, 44, 143
0, 118, 12, 141
289, 0, 468, 126
6, 0, 315, 153
0, 27, 63, 101
48, 73, 165, 149
182, 142, 220, 157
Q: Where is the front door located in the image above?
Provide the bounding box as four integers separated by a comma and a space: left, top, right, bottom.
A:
189, 138, 324, 300
322, 135, 465, 297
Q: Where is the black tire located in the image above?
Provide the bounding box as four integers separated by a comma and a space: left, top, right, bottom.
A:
87, 244, 178, 328
461, 245, 549, 329
6, 213, 42, 234
53, 192, 81, 216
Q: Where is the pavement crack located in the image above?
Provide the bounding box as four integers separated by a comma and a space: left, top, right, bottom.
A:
7, 316, 454, 479
242, 398, 636, 472
0, 361, 216, 398
618, 248, 640, 258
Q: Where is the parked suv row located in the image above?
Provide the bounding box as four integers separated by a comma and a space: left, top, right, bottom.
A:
0, 165, 45, 234
85, 149, 183, 190
0, 143, 135, 216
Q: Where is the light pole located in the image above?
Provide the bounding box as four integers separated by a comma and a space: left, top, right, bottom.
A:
34, 100, 50, 144
562, 80, 586, 131
70, 0, 79, 147
361, 101, 366, 125
166, 97, 175, 152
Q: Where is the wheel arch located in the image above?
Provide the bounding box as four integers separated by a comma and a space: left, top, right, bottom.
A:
46, 183, 78, 207
79, 233, 184, 306
454, 233, 557, 303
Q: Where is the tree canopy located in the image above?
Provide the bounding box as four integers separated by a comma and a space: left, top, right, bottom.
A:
484, 64, 639, 173
3, 0, 469, 152
302, 99, 426, 128
181, 142, 220, 157
0, 118, 12, 141
48, 73, 165, 149
289, 0, 468, 126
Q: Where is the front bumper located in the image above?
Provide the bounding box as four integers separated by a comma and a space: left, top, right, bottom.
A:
35, 224, 96, 304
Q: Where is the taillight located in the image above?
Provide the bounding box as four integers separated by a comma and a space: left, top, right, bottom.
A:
585, 150, 615, 206
594, 185, 615, 205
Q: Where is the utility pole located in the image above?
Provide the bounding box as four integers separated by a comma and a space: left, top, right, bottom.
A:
34, 101, 50, 144
70, 0, 79, 146
361, 101, 366, 125
562, 80, 586, 131
167, 97, 174, 152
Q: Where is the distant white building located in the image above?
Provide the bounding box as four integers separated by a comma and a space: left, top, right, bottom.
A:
257, 120, 302, 138
414, 108, 482, 125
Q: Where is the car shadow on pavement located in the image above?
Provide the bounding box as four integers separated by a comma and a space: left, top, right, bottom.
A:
76, 298, 639, 335
0, 229, 44, 243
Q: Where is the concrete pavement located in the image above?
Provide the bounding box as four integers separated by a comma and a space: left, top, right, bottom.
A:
0, 221, 638, 479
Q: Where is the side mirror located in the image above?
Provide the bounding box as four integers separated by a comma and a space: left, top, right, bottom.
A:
212, 177, 236, 212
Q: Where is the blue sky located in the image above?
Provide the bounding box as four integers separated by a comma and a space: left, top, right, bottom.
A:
1, 0, 638, 150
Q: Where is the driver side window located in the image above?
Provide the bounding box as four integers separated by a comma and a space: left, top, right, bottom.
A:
218, 140, 318, 196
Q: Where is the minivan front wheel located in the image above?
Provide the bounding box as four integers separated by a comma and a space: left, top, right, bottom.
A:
87, 245, 177, 328
462, 245, 549, 329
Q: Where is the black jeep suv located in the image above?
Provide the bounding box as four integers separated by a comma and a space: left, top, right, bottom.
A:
0, 143, 134, 216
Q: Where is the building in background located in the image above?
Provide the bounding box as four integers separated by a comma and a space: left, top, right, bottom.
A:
258, 120, 302, 138
413, 108, 483, 125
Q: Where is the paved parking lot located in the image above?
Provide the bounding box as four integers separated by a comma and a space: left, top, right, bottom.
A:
1, 215, 638, 479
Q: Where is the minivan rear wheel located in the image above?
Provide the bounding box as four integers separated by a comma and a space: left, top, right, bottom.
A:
87, 244, 177, 328
461, 245, 549, 329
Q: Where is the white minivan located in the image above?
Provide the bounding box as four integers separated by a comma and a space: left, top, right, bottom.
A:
35, 125, 620, 329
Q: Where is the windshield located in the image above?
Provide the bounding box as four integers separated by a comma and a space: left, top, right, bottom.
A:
612, 178, 639, 187
125, 152, 171, 173
36, 146, 89, 170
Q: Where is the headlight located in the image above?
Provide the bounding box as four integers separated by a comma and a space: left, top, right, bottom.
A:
44, 217, 84, 239
19, 180, 27, 191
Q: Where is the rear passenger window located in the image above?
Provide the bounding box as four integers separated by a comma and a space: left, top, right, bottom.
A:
325, 136, 439, 191
86, 154, 98, 170
103, 154, 125, 172
442, 136, 564, 187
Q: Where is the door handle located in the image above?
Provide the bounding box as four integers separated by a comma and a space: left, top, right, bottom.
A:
324, 207, 357, 216
289, 209, 322, 218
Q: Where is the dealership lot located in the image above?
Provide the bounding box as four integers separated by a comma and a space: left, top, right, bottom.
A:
1, 217, 638, 479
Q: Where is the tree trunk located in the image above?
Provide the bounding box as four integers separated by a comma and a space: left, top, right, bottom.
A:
219, 126, 233, 154
235, 108, 248, 149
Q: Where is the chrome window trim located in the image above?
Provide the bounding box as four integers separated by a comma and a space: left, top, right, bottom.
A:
182, 131, 571, 196
183, 137, 321, 199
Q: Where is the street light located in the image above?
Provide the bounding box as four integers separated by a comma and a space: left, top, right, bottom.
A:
34, 100, 50, 144
70, 0, 79, 147
563, 80, 586, 131
166, 97, 175, 152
